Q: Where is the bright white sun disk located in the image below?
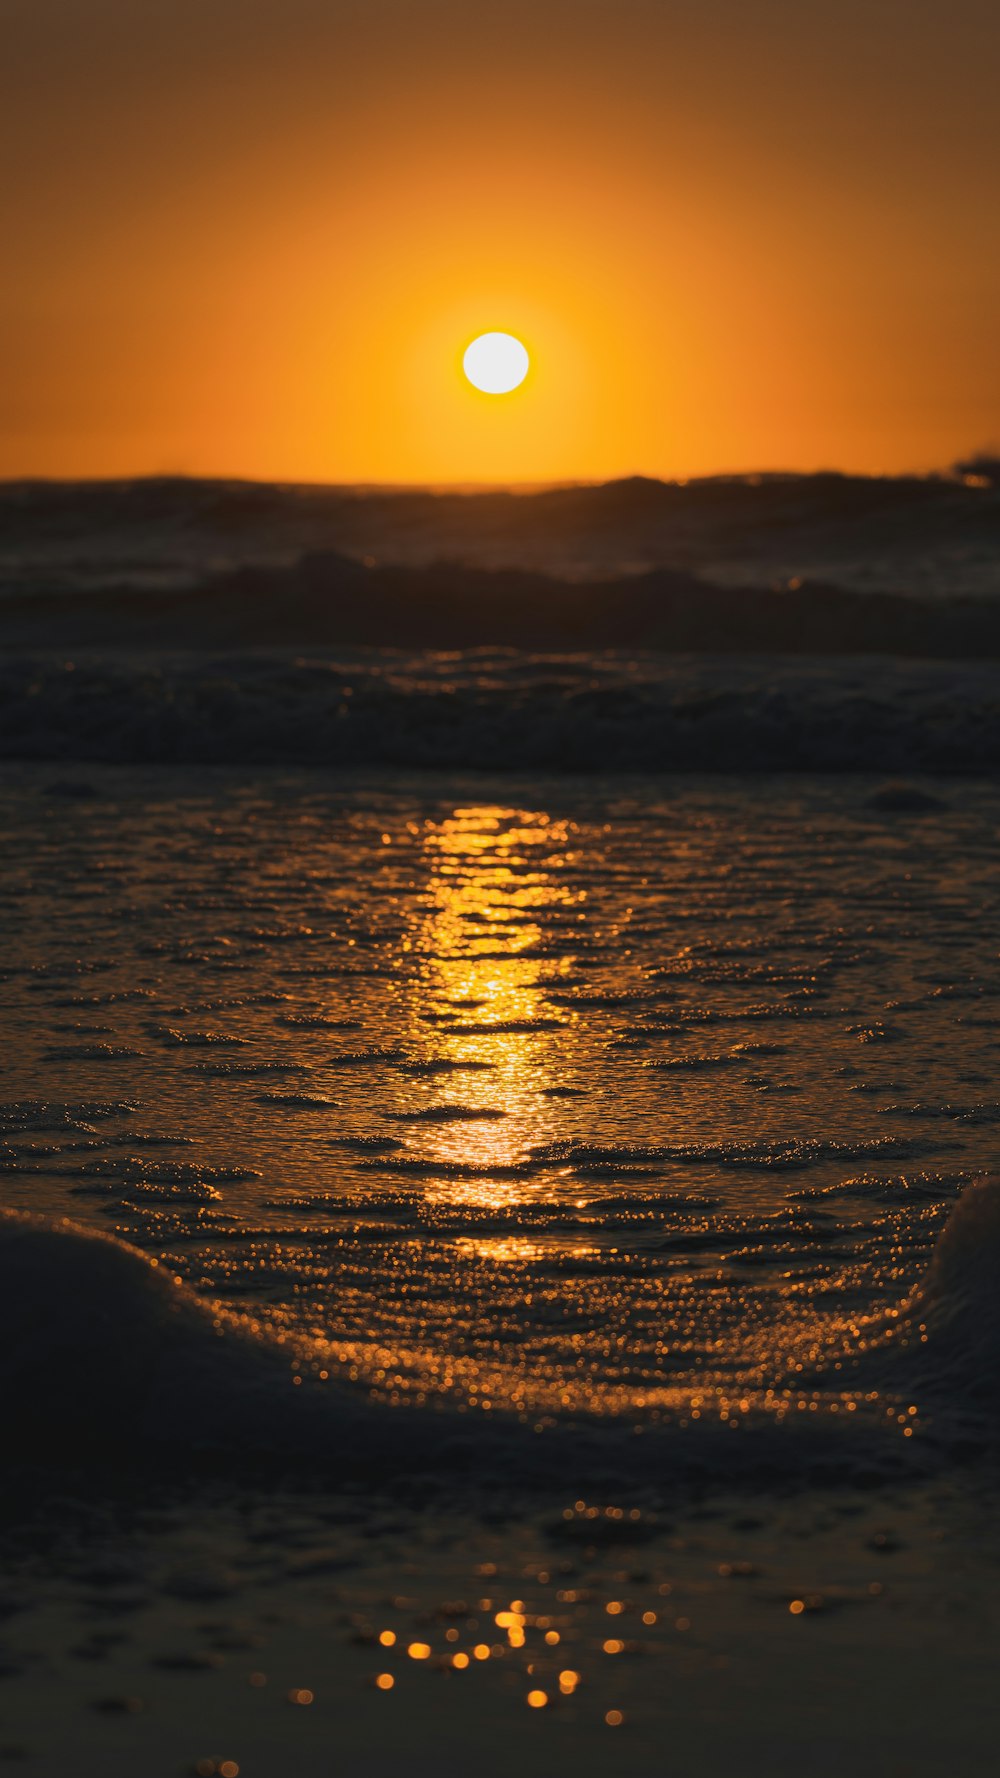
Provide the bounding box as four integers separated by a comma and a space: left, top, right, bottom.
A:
463, 332, 529, 394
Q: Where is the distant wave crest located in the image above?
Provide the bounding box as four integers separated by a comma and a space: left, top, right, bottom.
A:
2, 651, 1000, 773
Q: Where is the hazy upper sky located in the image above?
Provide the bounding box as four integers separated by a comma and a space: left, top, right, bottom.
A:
3, 0, 998, 482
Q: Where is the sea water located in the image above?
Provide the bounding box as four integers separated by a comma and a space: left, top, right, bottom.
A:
3, 758, 999, 1469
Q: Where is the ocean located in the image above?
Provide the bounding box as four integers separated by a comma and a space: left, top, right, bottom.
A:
4, 760, 998, 1480
4, 648, 1000, 773
3, 475, 1000, 1770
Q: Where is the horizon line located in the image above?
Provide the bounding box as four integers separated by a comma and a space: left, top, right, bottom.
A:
0, 458, 995, 496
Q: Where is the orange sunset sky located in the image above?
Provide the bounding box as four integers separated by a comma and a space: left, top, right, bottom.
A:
2, 0, 998, 485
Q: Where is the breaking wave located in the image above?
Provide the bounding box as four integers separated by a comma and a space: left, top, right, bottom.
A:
3, 650, 1000, 773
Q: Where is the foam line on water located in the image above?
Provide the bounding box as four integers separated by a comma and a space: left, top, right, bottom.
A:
3, 652, 1000, 772
2, 1192, 996, 1492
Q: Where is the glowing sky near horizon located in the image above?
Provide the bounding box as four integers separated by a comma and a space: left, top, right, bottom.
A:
1, 0, 998, 483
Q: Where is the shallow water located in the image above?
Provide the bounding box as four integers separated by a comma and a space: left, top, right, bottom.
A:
3, 764, 999, 1446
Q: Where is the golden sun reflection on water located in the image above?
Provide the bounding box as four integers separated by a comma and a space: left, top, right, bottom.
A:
401, 804, 582, 1205
7, 771, 977, 1436
454, 1236, 599, 1267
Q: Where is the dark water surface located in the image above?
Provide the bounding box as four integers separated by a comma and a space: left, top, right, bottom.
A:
3, 765, 999, 1448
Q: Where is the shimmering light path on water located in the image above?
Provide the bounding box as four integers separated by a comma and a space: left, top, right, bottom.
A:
2, 767, 998, 1428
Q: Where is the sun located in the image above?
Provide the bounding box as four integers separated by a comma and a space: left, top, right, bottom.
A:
463, 332, 530, 394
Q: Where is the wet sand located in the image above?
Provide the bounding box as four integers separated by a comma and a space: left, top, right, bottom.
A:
2, 1481, 998, 1777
